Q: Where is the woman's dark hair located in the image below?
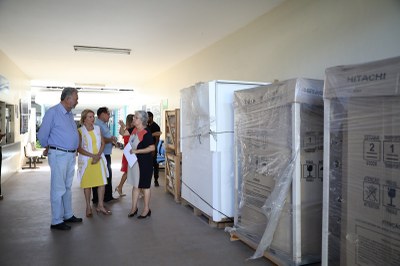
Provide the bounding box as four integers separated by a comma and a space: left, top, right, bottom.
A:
126, 114, 134, 128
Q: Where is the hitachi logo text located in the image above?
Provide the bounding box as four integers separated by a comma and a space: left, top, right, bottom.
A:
347, 73, 386, 83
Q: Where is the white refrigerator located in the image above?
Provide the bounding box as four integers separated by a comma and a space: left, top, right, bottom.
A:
180, 80, 267, 222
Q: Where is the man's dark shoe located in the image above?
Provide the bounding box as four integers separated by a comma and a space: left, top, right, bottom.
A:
64, 215, 83, 223
104, 197, 118, 203
50, 222, 71, 231
154, 180, 159, 187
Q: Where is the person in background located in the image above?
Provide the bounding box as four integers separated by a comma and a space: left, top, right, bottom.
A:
147, 111, 161, 187
77, 109, 111, 217
0, 129, 5, 200
114, 114, 134, 197
37, 87, 82, 231
127, 110, 155, 219
92, 107, 118, 204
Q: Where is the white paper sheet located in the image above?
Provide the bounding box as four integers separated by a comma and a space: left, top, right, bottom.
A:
123, 142, 137, 167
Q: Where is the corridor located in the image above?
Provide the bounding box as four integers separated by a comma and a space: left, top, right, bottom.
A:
0, 148, 272, 266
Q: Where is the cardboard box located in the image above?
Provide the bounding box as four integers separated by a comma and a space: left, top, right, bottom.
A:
322, 56, 400, 265
232, 78, 324, 265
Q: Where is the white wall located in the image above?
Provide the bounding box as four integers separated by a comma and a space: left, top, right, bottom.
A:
2, 0, 400, 178
0, 50, 31, 183
143, 0, 400, 109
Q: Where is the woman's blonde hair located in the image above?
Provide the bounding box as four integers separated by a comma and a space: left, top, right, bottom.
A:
80, 109, 95, 125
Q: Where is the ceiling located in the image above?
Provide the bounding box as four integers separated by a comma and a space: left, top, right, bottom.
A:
0, 0, 284, 112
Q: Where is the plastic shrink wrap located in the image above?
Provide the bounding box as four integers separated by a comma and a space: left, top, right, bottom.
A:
229, 78, 324, 265
322, 56, 400, 266
180, 80, 267, 222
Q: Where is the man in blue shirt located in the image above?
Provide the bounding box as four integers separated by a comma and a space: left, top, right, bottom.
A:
38, 87, 83, 231
92, 107, 117, 203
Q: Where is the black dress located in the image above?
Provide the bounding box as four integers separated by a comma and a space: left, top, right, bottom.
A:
135, 128, 154, 188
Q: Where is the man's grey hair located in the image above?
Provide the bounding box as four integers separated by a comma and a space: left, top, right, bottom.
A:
135, 110, 148, 126
61, 87, 78, 101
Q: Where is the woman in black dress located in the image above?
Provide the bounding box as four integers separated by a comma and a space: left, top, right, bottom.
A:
126, 110, 155, 218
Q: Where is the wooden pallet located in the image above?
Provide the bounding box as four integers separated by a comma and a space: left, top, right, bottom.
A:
181, 198, 234, 229
229, 232, 288, 266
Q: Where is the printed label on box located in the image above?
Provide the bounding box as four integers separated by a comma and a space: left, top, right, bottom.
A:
355, 225, 400, 265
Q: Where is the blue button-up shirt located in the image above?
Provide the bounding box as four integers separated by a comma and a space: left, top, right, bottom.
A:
95, 118, 113, 155
38, 103, 79, 150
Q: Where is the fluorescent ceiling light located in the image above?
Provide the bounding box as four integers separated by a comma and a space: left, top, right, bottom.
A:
73, 45, 131, 55
44, 86, 134, 93
75, 83, 106, 88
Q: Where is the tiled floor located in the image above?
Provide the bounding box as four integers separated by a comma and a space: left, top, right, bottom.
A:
0, 148, 273, 266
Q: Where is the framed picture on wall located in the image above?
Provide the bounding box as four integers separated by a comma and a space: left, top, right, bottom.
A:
15, 104, 19, 119
19, 99, 29, 134
0, 75, 10, 93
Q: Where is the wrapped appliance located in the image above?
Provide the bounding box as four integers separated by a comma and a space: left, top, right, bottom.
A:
180, 80, 267, 222
231, 78, 324, 265
322, 56, 400, 265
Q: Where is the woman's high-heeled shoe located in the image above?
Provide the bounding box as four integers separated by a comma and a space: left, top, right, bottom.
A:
137, 209, 151, 219
114, 187, 126, 197
96, 207, 112, 215
128, 209, 138, 218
